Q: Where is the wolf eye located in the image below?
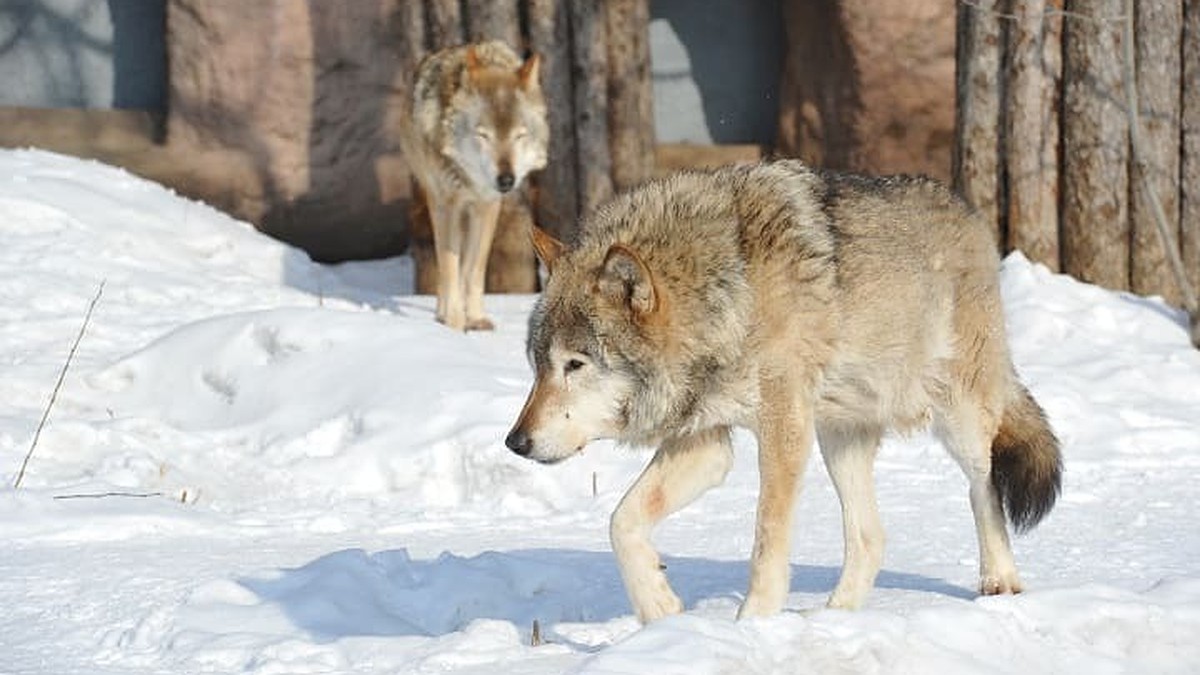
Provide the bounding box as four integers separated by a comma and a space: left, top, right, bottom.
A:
475, 128, 493, 142
512, 127, 528, 140
564, 358, 586, 374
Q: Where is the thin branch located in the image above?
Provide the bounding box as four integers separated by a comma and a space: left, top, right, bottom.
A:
13, 281, 106, 489
959, 0, 1127, 24
53, 491, 163, 500
1118, 0, 1200, 346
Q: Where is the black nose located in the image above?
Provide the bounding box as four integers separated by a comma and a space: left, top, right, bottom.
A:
505, 428, 532, 456
496, 173, 516, 193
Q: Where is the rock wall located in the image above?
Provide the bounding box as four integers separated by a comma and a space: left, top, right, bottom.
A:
166, 0, 410, 262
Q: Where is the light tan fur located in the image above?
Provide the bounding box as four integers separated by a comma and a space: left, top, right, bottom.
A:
399, 41, 548, 330
506, 160, 1062, 623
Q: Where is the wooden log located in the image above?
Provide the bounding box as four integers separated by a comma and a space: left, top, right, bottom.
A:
1181, 0, 1200, 311
952, 0, 1004, 244
527, 0, 580, 242
568, 0, 613, 214
1003, 0, 1061, 270
605, 0, 655, 191
1061, 0, 1129, 290
1129, 0, 1182, 303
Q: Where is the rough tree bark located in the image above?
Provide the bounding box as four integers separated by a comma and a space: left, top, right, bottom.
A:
1003, 0, 1061, 269
1182, 0, 1200, 313
1061, 0, 1129, 290
527, 0, 580, 243
568, 0, 613, 214
605, 0, 655, 191
953, 0, 1004, 244
1129, 0, 1182, 303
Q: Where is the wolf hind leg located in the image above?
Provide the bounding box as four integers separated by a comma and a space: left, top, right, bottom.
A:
611, 427, 734, 623
819, 424, 885, 609
936, 403, 1022, 596
461, 198, 502, 331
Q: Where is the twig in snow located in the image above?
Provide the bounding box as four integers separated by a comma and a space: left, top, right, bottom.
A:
53, 491, 164, 500
13, 281, 105, 489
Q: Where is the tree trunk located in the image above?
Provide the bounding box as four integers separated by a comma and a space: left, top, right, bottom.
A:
1003, 0, 1061, 270
425, 0, 462, 50
527, 0, 580, 243
463, 0, 535, 293
1061, 0, 1129, 290
464, 0, 519, 45
605, 0, 655, 191
1181, 0, 1200, 309
953, 0, 1004, 244
1129, 0, 1182, 302
568, 0, 613, 214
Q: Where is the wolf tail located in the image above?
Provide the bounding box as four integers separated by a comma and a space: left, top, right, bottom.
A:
990, 380, 1062, 533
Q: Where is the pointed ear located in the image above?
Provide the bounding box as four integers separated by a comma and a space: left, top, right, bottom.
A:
517, 53, 541, 91
463, 45, 482, 85
531, 225, 566, 274
600, 244, 657, 316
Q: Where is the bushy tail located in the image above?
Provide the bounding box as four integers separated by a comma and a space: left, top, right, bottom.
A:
991, 382, 1062, 533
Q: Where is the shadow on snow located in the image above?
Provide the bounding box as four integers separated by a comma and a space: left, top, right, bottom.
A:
238, 547, 972, 643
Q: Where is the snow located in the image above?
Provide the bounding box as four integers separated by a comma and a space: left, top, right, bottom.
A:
1, 148, 1198, 674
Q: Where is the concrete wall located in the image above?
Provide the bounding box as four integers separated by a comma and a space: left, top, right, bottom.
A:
0, 0, 165, 110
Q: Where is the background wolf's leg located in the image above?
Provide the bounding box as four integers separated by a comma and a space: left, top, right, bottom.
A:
461, 198, 502, 330
431, 197, 466, 330
610, 426, 734, 623
819, 424, 885, 609
740, 376, 815, 619
936, 406, 1022, 596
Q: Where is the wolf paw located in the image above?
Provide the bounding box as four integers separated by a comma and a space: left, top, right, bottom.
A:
979, 574, 1023, 596
633, 589, 684, 624
465, 316, 495, 331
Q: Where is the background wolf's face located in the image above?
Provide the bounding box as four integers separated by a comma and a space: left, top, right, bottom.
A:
445, 58, 548, 197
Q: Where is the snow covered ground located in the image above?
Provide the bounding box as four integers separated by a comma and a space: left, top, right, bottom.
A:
1, 148, 1198, 674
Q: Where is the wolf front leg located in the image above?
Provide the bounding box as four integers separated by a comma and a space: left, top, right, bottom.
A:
429, 196, 467, 330
460, 198, 502, 331
610, 427, 734, 623
739, 375, 816, 619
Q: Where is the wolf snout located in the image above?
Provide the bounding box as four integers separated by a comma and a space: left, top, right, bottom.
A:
505, 426, 532, 456
496, 172, 516, 193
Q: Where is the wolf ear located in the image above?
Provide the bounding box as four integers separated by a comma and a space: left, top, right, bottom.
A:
517, 53, 541, 91
600, 244, 657, 316
531, 225, 565, 274
464, 46, 483, 85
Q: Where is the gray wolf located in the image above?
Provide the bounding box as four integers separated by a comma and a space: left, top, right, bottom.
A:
399, 41, 549, 330
505, 160, 1062, 622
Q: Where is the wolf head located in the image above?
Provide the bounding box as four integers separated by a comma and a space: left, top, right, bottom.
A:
444, 48, 549, 196
505, 212, 752, 464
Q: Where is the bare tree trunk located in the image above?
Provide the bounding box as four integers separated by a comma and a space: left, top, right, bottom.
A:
568, 0, 613, 214
425, 0, 463, 50
464, 0, 519, 45
1004, 0, 1061, 270
1182, 0, 1200, 317
462, 0, 535, 293
953, 0, 1004, 245
1061, 0, 1129, 290
1129, 0, 1182, 302
605, 0, 655, 191
528, 0, 580, 243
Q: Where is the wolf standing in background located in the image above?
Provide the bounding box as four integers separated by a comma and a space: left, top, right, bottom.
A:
506, 160, 1062, 623
399, 41, 548, 330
